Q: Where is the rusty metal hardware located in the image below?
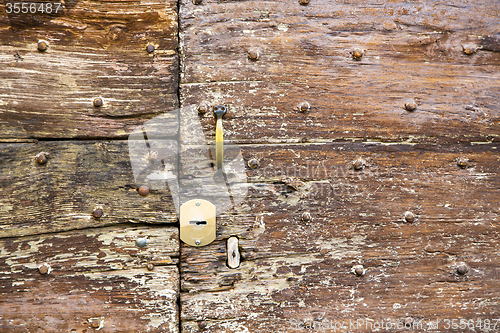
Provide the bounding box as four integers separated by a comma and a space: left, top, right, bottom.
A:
180, 199, 216, 247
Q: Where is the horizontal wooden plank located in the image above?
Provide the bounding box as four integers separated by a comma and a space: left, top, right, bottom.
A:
0, 141, 178, 238
0, 266, 179, 332
179, 142, 500, 331
179, 0, 500, 143
0, 0, 178, 140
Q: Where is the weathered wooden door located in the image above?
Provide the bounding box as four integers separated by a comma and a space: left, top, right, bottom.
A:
1, 0, 499, 332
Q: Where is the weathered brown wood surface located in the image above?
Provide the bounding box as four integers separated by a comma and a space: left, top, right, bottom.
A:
0, 0, 178, 140
178, 0, 500, 332
0, 225, 179, 332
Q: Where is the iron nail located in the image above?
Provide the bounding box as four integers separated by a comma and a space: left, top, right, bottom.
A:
457, 157, 468, 169
353, 265, 364, 276
136, 238, 147, 248
198, 321, 207, 329
197, 103, 209, 114
247, 158, 259, 169
93, 97, 103, 107
457, 263, 469, 275
353, 157, 365, 170
92, 209, 103, 219
36, 152, 47, 165
298, 101, 310, 113
404, 211, 416, 223
351, 48, 364, 60
301, 212, 312, 223
138, 185, 150, 196
404, 99, 417, 112
147, 263, 154, 271
38, 263, 50, 275
146, 45, 155, 54
247, 49, 259, 61
37, 40, 48, 52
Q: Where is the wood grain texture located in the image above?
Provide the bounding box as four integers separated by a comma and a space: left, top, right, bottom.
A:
179, 0, 500, 144
0, 0, 178, 140
179, 142, 500, 332
0, 225, 179, 332
0, 141, 177, 238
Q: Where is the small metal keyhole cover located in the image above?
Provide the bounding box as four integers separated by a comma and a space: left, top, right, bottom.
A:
180, 199, 216, 247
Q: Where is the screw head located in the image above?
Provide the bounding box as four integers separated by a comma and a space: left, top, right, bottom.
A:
198, 321, 207, 329
36, 152, 47, 165
404, 211, 416, 223
353, 158, 365, 170
147, 263, 154, 271
457, 263, 469, 275
404, 99, 417, 112
38, 263, 50, 275
353, 265, 364, 276
301, 212, 312, 223
299, 0, 309, 5
138, 185, 150, 196
247, 158, 259, 169
457, 157, 468, 169
247, 49, 259, 61
37, 40, 48, 52
93, 97, 103, 107
196, 201, 201, 206
136, 238, 147, 248
193, 0, 202, 4
298, 101, 310, 113
146, 45, 155, 54
147, 150, 158, 162
92, 209, 103, 219
195, 240, 201, 245
351, 48, 364, 60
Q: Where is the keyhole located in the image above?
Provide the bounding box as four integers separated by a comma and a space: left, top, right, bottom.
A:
189, 220, 207, 226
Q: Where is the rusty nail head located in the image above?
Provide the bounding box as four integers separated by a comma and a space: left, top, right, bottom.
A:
301, 212, 312, 223
198, 321, 207, 329
351, 48, 364, 60
138, 185, 150, 196
298, 101, 310, 113
301, 137, 308, 143
299, 0, 309, 5
38, 263, 49, 275
193, 0, 202, 4
197, 103, 209, 114
33, 139, 39, 144
247, 49, 259, 61
93, 209, 103, 219
36, 152, 47, 165
404, 99, 417, 112
353, 158, 365, 170
248, 158, 259, 169
457, 157, 468, 169
146, 45, 155, 54
457, 263, 468, 275
353, 265, 364, 276
147, 263, 154, 271
320, 248, 328, 255
90, 319, 100, 328
37, 40, 48, 52
404, 211, 415, 223
93, 97, 103, 107
462, 45, 477, 55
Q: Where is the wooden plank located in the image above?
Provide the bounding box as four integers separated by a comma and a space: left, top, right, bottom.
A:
0, 0, 178, 140
0, 225, 179, 332
179, 142, 500, 331
179, 0, 500, 143
0, 141, 178, 238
